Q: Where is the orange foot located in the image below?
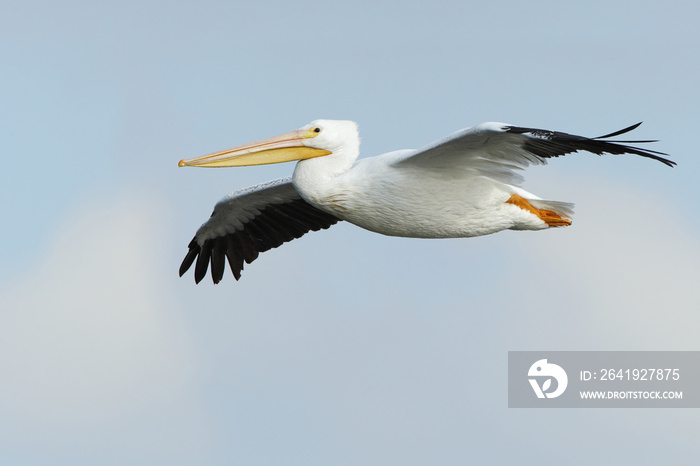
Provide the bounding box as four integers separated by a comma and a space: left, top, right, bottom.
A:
506, 194, 572, 227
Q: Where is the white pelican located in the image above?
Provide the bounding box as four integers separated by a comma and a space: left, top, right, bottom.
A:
178, 120, 673, 284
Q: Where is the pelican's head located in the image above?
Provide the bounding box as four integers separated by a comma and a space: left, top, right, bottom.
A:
178, 119, 359, 168
300, 119, 359, 154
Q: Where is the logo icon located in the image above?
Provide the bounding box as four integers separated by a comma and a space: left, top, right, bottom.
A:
528, 359, 568, 399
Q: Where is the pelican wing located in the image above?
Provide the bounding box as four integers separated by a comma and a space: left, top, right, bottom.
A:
396, 122, 674, 184
179, 177, 341, 284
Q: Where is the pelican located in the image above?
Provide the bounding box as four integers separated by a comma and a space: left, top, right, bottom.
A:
178, 120, 673, 284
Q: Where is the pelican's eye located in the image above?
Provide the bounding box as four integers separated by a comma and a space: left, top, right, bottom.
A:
302, 126, 323, 138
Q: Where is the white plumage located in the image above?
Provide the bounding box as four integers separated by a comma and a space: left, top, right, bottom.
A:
178, 119, 673, 284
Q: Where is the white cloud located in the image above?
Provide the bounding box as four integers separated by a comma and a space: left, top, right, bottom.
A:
0, 192, 206, 457
504, 176, 700, 349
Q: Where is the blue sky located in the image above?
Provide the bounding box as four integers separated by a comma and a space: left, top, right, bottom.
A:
2, 1, 699, 464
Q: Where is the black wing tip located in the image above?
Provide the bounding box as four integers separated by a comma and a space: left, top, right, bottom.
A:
193, 241, 211, 284
595, 122, 675, 167
178, 238, 200, 278
506, 121, 675, 167
179, 199, 341, 285
594, 122, 643, 139
650, 154, 676, 168
179, 237, 246, 285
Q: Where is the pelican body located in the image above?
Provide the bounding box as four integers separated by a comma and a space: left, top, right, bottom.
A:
178, 120, 673, 284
